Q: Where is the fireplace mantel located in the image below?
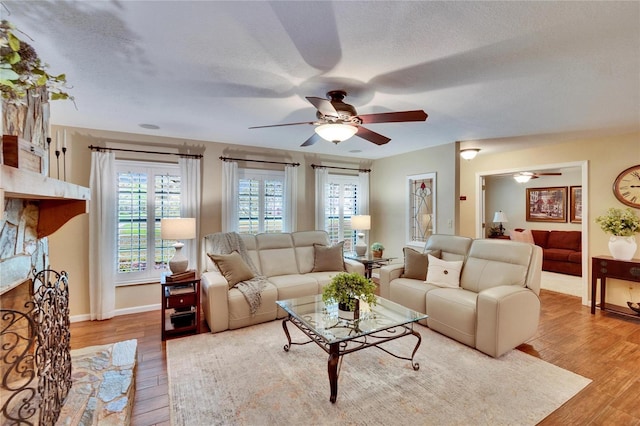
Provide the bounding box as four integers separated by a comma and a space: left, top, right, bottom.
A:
1, 164, 90, 238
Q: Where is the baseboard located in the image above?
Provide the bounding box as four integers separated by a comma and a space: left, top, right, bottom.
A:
115, 303, 161, 317
69, 303, 161, 323
70, 314, 91, 323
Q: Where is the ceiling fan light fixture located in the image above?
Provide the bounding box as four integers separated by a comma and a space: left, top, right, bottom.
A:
314, 123, 358, 144
514, 172, 534, 183
460, 148, 480, 160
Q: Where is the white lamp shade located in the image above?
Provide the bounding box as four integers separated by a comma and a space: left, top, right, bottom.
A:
492, 211, 508, 223
314, 123, 358, 143
161, 218, 196, 240
351, 215, 371, 230
460, 149, 480, 160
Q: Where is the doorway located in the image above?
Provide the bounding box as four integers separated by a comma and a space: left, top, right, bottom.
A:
475, 161, 589, 305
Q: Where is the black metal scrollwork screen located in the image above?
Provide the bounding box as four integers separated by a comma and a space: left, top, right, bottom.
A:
1, 269, 72, 425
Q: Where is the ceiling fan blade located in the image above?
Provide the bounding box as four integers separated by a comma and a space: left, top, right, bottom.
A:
306, 96, 338, 117
358, 110, 428, 124
536, 172, 562, 176
301, 133, 322, 147
356, 126, 391, 145
249, 121, 314, 129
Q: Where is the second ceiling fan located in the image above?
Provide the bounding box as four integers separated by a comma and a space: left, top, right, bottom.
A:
513, 171, 562, 183
249, 90, 428, 147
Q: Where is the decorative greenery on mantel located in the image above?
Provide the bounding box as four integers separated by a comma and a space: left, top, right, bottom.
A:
0, 20, 72, 104
322, 272, 377, 311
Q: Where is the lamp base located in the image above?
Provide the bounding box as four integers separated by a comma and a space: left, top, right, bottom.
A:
169, 243, 189, 274
355, 232, 367, 256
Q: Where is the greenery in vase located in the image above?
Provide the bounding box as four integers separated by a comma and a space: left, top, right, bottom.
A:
0, 20, 72, 104
595, 207, 640, 237
371, 242, 385, 251
322, 272, 377, 310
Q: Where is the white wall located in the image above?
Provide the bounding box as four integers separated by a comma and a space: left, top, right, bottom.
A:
485, 167, 582, 236
369, 143, 457, 260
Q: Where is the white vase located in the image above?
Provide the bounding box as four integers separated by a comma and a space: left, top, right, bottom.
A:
608, 236, 638, 261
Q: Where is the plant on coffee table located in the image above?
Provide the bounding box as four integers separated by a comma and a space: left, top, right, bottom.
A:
322, 272, 377, 311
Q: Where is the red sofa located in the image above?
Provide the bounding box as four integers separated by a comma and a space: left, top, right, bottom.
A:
530, 230, 582, 276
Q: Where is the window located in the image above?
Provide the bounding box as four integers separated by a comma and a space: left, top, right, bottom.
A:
323, 174, 360, 251
237, 169, 284, 234
116, 160, 181, 285
407, 172, 436, 247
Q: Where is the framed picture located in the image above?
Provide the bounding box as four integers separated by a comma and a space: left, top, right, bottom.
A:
570, 186, 582, 223
526, 186, 567, 223
407, 172, 436, 247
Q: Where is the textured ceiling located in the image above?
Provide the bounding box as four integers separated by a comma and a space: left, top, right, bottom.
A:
4, 1, 639, 159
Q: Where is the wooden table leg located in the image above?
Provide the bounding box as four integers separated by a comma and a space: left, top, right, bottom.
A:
591, 274, 597, 314
327, 343, 340, 403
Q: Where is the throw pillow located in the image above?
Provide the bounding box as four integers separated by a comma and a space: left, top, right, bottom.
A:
402, 248, 442, 280
207, 251, 255, 288
311, 241, 346, 272
510, 229, 535, 244
426, 254, 463, 288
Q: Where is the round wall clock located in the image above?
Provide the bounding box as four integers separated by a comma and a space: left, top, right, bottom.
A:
613, 164, 640, 209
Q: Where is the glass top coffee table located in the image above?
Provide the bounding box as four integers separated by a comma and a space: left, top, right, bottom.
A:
276, 294, 428, 403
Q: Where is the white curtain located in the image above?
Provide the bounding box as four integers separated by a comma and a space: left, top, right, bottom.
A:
314, 167, 328, 231
222, 160, 238, 232
358, 171, 370, 215
179, 157, 202, 270
283, 164, 298, 232
89, 151, 116, 320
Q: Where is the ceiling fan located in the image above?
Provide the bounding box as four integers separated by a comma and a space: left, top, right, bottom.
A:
513, 171, 562, 183
249, 90, 428, 147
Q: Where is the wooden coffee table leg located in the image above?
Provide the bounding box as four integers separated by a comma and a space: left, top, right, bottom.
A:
328, 343, 340, 403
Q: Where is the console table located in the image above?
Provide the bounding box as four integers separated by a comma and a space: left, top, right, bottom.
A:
591, 256, 640, 316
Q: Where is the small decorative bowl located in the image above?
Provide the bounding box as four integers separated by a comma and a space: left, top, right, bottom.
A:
626, 301, 640, 315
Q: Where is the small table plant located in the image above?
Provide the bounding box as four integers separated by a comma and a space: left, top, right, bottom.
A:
371, 242, 385, 258
322, 272, 377, 313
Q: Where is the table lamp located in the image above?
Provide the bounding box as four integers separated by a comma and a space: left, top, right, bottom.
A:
161, 218, 196, 274
492, 211, 508, 236
351, 215, 371, 256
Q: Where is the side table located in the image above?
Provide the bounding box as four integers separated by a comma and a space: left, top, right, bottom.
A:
344, 253, 396, 279
161, 277, 201, 340
591, 256, 640, 317
488, 235, 510, 240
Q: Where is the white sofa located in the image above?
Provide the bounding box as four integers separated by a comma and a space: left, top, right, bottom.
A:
200, 231, 365, 333
379, 234, 542, 357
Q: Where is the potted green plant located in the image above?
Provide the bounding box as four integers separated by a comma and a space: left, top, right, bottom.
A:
322, 272, 377, 315
371, 242, 385, 258
595, 207, 639, 261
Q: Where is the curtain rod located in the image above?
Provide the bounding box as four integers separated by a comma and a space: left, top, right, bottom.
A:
311, 164, 371, 173
89, 145, 203, 159
219, 156, 300, 167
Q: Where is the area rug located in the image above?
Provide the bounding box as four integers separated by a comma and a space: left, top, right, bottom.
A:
167, 321, 590, 426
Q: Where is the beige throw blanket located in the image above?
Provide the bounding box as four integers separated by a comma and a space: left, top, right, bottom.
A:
208, 232, 268, 315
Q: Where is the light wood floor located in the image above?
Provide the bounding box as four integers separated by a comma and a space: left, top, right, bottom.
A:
69, 290, 640, 425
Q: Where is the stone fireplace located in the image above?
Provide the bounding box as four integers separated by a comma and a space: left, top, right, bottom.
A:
1, 163, 90, 424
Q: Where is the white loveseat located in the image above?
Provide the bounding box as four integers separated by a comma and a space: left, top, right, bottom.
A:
379, 234, 543, 357
200, 231, 364, 333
